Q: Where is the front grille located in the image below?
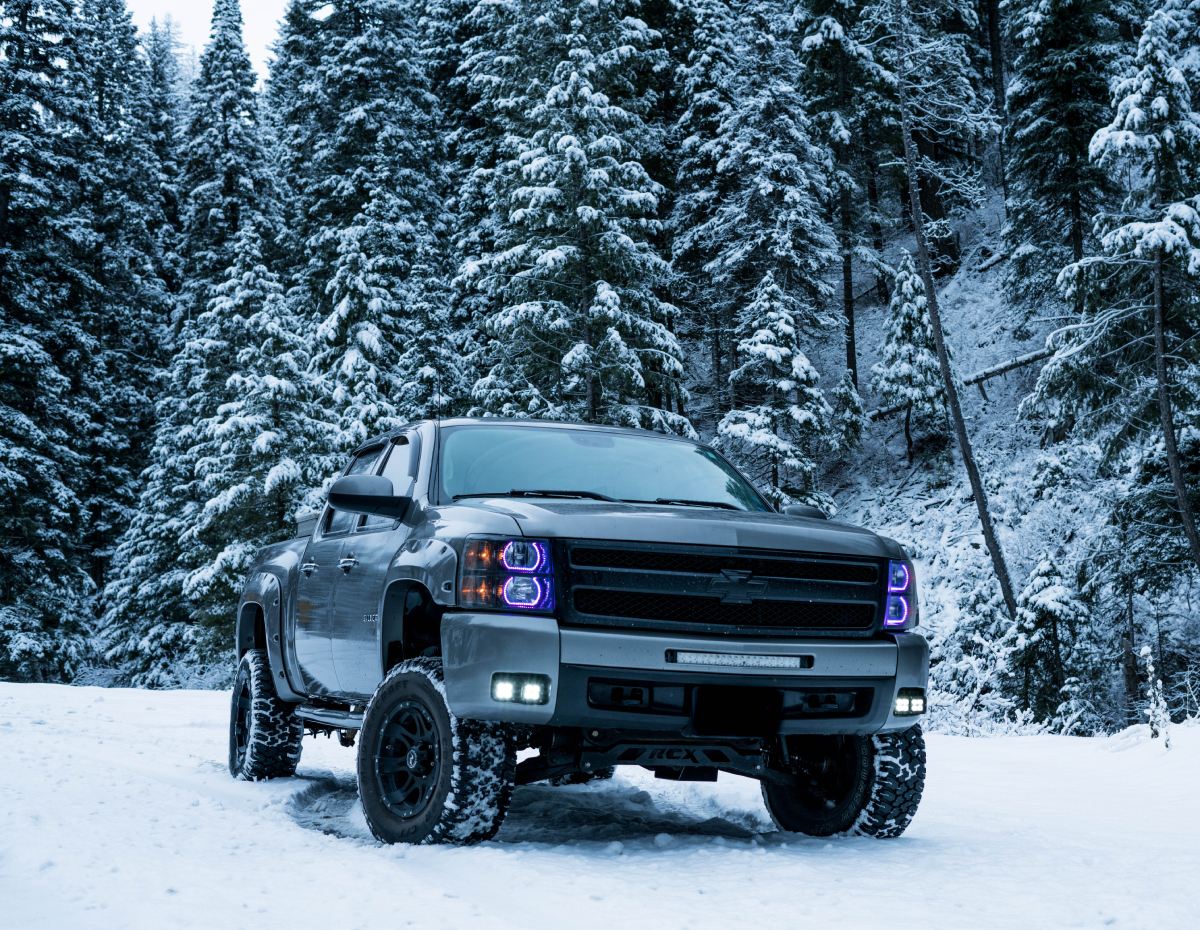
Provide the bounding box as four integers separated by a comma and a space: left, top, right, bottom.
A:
562, 541, 884, 638
571, 547, 878, 584
573, 589, 875, 631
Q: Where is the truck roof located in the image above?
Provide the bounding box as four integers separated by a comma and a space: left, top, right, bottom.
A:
354, 417, 701, 456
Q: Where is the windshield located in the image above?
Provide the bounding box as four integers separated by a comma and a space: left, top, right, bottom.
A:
438, 425, 769, 512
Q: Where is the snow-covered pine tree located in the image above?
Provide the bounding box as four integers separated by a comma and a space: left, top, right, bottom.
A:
669, 0, 742, 416
278, 0, 453, 442
715, 275, 835, 509
145, 16, 186, 303
692, 3, 840, 498
180, 224, 326, 624
265, 0, 325, 205
1036, 1, 1200, 574
1142, 644, 1171, 745
310, 191, 413, 449
1014, 550, 1102, 732
465, 0, 690, 433
0, 0, 95, 681
799, 0, 893, 387
1004, 0, 1119, 317
831, 371, 868, 452
101, 0, 286, 685
177, 0, 281, 326
870, 250, 946, 458
73, 0, 171, 592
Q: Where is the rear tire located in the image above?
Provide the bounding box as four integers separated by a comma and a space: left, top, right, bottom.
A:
228, 649, 303, 780
761, 725, 926, 838
357, 658, 515, 845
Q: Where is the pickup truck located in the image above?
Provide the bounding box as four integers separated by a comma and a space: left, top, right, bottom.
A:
228, 418, 928, 844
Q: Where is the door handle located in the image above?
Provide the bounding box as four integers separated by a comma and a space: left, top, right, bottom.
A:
301, 562, 318, 577
338, 555, 359, 573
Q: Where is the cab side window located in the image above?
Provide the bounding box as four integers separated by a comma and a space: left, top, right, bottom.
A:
324, 446, 384, 536
362, 439, 415, 529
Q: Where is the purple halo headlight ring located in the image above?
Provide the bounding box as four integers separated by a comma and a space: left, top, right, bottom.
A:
500, 540, 548, 573
884, 594, 910, 629
501, 575, 552, 610
888, 560, 911, 593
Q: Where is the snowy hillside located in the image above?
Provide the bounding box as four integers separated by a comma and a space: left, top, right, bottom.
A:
1, 684, 1196, 930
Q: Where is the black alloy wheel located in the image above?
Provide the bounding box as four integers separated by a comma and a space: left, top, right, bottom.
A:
372, 700, 441, 819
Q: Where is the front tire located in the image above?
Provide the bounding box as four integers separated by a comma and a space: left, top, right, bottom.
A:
228, 649, 303, 780
761, 725, 926, 838
357, 658, 516, 845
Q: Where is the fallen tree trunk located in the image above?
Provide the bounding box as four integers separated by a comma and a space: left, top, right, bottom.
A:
867, 346, 1053, 421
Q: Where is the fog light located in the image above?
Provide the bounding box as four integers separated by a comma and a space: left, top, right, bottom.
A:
894, 687, 926, 716
492, 678, 515, 702
490, 673, 551, 705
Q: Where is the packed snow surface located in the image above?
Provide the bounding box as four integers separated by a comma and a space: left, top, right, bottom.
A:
1, 684, 1196, 930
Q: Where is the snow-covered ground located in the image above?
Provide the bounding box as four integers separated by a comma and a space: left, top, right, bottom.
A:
2, 684, 1196, 930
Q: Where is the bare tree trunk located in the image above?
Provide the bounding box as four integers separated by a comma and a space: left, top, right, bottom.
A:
864, 156, 889, 302
1152, 251, 1200, 572
836, 52, 858, 387
895, 5, 1019, 619
841, 185, 858, 388
710, 318, 724, 410
984, 0, 1009, 208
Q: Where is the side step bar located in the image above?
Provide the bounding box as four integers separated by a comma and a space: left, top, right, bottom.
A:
296, 705, 363, 731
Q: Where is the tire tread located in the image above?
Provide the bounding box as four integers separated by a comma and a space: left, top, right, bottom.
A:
230, 649, 303, 781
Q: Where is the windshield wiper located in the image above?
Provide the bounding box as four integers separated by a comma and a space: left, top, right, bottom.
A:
453, 489, 620, 502
623, 497, 740, 511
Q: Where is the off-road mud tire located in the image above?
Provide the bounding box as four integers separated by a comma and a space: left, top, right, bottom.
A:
228, 649, 304, 780
762, 725, 926, 839
357, 658, 515, 845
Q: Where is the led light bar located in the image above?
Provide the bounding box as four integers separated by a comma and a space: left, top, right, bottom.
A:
668, 650, 815, 670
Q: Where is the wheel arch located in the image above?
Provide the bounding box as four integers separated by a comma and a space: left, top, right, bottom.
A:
378, 537, 458, 671
379, 579, 443, 672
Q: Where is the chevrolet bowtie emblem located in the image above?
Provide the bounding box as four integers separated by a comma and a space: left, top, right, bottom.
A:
709, 569, 767, 604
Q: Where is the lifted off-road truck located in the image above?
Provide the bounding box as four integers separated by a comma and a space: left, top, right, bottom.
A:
229, 419, 928, 843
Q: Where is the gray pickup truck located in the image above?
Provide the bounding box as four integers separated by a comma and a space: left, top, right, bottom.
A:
229, 418, 928, 844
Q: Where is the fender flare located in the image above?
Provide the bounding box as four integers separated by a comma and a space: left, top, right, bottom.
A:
377, 538, 458, 669
237, 572, 305, 703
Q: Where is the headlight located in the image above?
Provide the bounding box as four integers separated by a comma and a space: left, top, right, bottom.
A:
460, 537, 555, 611
884, 558, 918, 630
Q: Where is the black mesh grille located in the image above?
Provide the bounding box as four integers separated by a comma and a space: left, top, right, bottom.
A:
572, 589, 876, 631
570, 547, 878, 584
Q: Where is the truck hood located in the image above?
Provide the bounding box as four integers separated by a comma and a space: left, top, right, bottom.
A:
456, 499, 904, 560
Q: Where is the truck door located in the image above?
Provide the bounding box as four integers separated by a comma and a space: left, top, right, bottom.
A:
295, 445, 385, 696
330, 435, 418, 698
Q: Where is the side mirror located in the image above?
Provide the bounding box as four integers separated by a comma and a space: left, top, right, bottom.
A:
783, 503, 827, 520
328, 474, 412, 519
